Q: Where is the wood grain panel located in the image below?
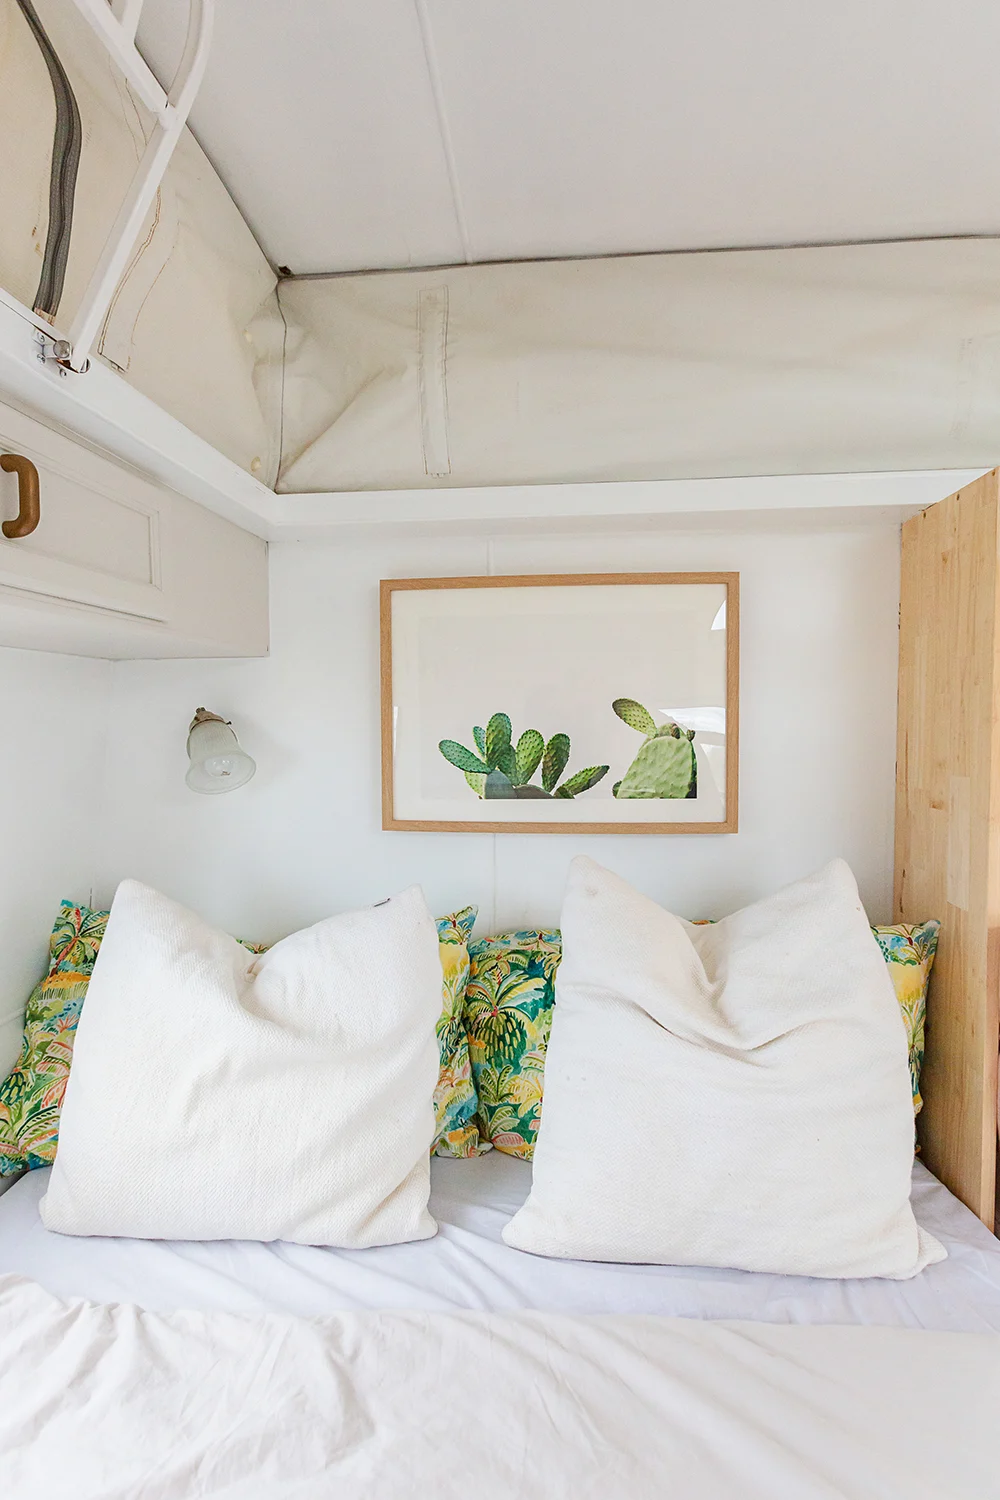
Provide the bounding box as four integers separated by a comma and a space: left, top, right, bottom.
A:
895, 470, 1000, 1226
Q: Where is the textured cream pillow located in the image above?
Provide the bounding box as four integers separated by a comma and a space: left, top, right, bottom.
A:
503, 857, 945, 1279
41, 881, 442, 1247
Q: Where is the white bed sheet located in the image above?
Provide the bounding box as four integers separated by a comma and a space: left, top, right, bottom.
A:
1, 1154, 999, 1330
4, 1275, 998, 1499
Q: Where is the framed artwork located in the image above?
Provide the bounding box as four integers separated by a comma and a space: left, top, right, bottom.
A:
380, 572, 739, 834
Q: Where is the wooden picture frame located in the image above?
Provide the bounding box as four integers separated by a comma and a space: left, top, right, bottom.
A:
381, 572, 739, 834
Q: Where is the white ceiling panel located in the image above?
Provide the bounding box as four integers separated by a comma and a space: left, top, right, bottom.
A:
136, 0, 465, 273
138, 0, 1000, 274
424, 0, 1000, 262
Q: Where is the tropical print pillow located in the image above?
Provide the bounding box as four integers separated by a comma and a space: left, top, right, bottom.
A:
0, 899, 483, 1176
464, 930, 561, 1158
433, 907, 486, 1157
0, 902, 108, 1175
871, 920, 940, 1115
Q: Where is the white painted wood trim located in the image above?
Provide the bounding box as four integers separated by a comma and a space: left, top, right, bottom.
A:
272, 468, 989, 537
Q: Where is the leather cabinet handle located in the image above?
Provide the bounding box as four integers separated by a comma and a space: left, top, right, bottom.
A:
1, 454, 41, 539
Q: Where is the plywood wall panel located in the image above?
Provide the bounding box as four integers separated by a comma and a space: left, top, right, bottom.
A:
895, 471, 1000, 1225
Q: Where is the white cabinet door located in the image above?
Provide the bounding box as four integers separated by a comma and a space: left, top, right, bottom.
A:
0, 399, 268, 659
0, 401, 166, 621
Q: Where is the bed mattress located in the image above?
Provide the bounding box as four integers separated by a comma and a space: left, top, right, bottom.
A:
1, 1154, 999, 1330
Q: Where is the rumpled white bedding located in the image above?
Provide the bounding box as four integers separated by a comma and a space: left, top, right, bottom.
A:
1, 1271, 997, 1499
2, 1155, 1000, 1330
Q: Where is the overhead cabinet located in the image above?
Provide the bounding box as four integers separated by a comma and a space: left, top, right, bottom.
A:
0, 401, 166, 621
0, 400, 267, 659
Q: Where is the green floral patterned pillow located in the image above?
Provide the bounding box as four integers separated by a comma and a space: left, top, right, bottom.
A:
0, 902, 108, 1175
871, 921, 940, 1115
433, 907, 486, 1157
464, 930, 561, 1158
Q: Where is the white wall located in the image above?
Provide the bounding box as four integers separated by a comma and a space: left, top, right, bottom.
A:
0, 648, 112, 1074
94, 524, 901, 943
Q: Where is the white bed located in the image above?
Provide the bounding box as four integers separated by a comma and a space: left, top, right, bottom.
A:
2, 1154, 1000, 1498
2, 1153, 999, 1330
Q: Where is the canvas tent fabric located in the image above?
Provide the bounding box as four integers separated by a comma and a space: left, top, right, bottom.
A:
0, 0, 283, 485
276, 237, 1000, 492
5, 1, 1000, 498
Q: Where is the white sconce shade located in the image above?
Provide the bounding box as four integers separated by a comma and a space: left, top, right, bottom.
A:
185, 708, 256, 794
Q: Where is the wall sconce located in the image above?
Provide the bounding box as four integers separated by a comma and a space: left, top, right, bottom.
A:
185, 708, 256, 794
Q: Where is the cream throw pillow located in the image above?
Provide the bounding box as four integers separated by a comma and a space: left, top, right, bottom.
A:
503, 858, 945, 1279
41, 881, 442, 1247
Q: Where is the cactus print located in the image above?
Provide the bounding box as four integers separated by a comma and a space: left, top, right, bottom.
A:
612, 698, 698, 799
440, 716, 609, 801
0, 900, 486, 1176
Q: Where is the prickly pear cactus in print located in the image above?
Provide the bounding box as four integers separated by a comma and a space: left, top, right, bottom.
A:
439, 716, 608, 800
612, 698, 698, 799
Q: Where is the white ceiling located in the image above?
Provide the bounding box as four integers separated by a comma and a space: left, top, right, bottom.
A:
138, 0, 1000, 276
